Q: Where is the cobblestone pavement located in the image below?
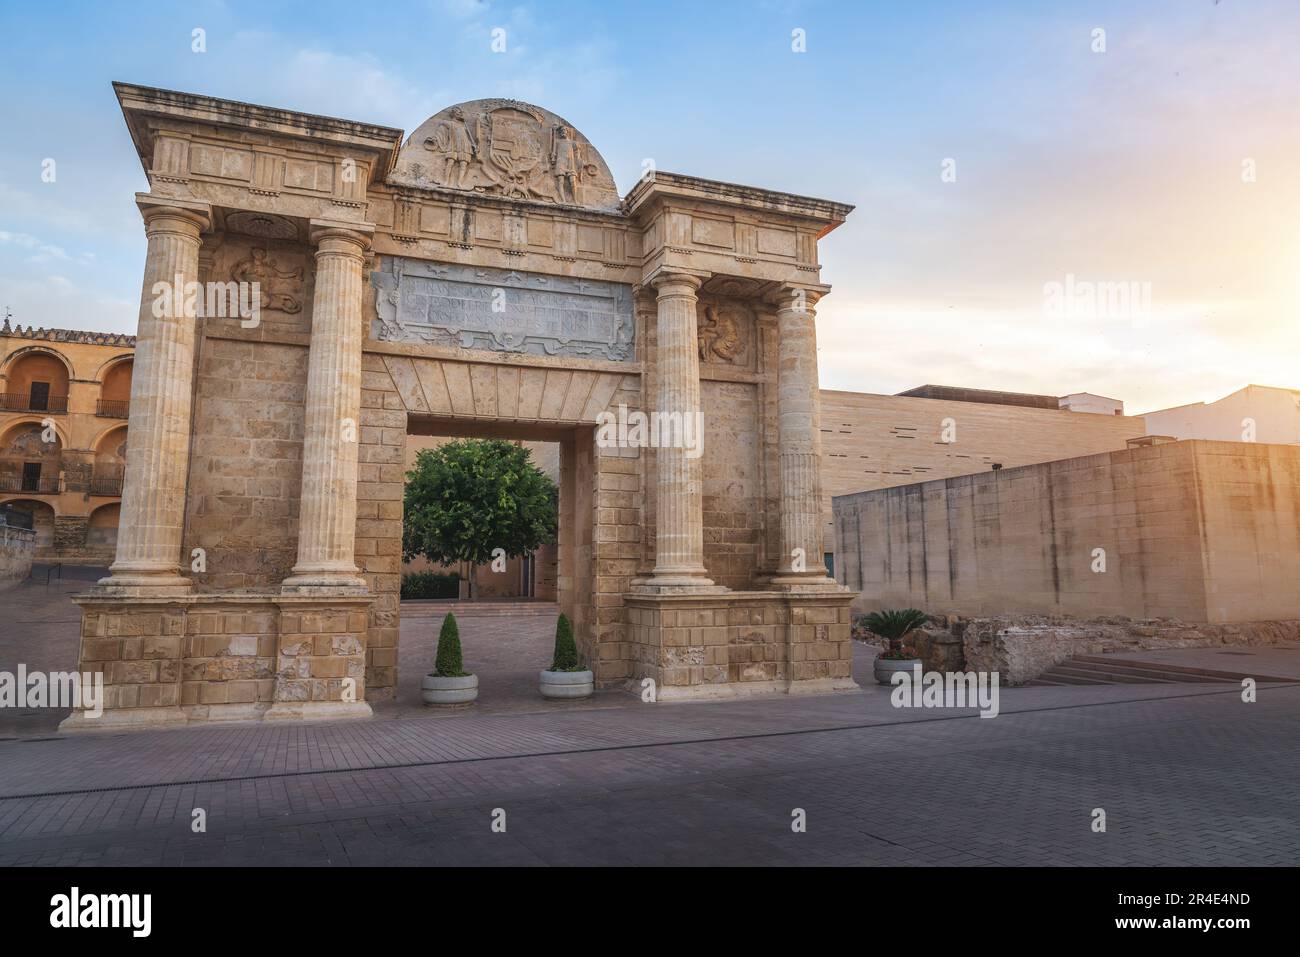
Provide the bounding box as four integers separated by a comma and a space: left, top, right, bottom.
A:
2, 573, 1298, 865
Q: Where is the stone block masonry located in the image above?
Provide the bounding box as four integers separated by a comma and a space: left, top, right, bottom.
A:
0, 525, 35, 588
625, 591, 855, 698
62, 594, 372, 730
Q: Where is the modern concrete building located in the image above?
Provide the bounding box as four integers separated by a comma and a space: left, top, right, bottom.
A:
816, 385, 1146, 568
1141, 384, 1300, 445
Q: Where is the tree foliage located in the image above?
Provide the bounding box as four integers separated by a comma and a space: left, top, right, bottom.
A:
403, 439, 559, 567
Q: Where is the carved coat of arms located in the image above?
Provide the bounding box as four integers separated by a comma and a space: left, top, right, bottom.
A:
393, 99, 619, 211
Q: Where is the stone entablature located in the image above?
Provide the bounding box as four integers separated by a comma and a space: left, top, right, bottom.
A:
63, 83, 859, 730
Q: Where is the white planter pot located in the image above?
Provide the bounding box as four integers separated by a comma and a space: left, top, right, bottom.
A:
539, 669, 594, 699
422, 673, 478, 705
873, 657, 920, 686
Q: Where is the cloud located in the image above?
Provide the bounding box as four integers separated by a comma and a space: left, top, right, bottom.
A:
0, 230, 70, 263
0, 272, 136, 336
201, 40, 449, 130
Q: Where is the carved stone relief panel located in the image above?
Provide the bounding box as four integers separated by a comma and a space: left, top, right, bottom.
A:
372, 256, 634, 360
696, 299, 754, 368
230, 247, 305, 314
203, 237, 311, 336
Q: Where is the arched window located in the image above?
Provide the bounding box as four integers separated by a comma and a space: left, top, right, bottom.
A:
2, 351, 70, 413
98, 358, 132, 418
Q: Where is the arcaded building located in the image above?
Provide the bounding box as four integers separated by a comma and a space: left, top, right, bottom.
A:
0, 321, 132, 562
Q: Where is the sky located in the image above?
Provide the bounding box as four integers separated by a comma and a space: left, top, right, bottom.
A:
1, 0, 1297, 415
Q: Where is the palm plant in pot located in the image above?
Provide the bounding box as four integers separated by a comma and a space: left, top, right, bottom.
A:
862, 608, 929, 685
421, 613, 478, 705
539, 614, 593, 699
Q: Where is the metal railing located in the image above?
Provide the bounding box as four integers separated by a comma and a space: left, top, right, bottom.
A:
0, 474, 61, 494
0, 392, 68, 413
89, 472, 124, 496
96, 398, 130, 418
0, 504, 34, 529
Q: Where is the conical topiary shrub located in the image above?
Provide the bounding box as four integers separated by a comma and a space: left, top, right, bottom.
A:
540, 612, 593, 699
422, 612, 477, 704
550, 613, 579, 671
434, 612, 467, 677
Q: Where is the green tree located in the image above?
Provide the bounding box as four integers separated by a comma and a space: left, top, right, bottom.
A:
403, 439, 558, 598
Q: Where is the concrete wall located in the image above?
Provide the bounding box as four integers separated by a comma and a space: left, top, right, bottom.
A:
833, 440, 1300, 623
818, 389, 1147, 554
0, 524, 35, 588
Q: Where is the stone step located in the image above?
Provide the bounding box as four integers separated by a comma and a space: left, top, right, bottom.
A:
401, 601, 559, 619
1048, 660, 1227, 683
1040, 665, 1181, 684
1035, 653, 1300, 686
1070, 654, 1295, 683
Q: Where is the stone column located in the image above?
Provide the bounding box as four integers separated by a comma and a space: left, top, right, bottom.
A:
282, 223, 372, 593
770, 284, 833, 584
643, 270, 716, 590
101, 196, 211, 594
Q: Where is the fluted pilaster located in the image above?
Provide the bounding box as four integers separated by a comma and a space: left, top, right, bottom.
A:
102, 197, 210, 593
282, 225, 372, 593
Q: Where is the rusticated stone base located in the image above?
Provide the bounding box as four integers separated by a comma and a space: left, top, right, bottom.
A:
61, 590, 374, 731
896, 613, 1300, 685
624, 589, 857, 698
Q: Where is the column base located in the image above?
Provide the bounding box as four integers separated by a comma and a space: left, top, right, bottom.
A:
95, 571, 192, 597
281, 570, 368, 595
58, 706, 189, 733
264, 701, 374, 723
649, 675, 860, 701
767, 573, 844, 593
631, 576, 727, 595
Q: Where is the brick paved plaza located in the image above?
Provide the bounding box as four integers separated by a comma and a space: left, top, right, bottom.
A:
1, 573, 1297, 866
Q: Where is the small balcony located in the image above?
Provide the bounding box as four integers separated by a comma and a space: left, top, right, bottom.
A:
0, 474, 61, 494
96, 398, 130, 418
89, 471, 124, 496
0, 392, 68, 413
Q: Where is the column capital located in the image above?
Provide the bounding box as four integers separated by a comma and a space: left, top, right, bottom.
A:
309, 221, 373, 261
135, 193, 211, 236
765, 281, 831, 313
645, 267, 709, 295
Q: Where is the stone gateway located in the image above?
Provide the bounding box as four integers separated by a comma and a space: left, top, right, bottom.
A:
63, 83, 858, 729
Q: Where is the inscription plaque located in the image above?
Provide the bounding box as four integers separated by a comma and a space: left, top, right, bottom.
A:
372, 257, 634, 360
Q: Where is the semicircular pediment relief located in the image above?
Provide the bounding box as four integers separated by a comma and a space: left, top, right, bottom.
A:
389, 99, 620, 211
